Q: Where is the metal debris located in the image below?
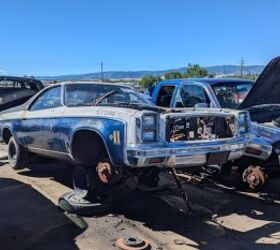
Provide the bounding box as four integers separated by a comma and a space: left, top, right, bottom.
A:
170, 168, 192, 212
242, 166, 266, 189
116, 236, 150, 250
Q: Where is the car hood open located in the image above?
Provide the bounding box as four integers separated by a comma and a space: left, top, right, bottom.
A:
239, 56, 280, 109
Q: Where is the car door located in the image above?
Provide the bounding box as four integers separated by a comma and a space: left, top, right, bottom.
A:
18, 86, 65, 153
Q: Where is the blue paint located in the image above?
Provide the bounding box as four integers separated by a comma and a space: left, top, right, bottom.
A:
1, 116, 125, 166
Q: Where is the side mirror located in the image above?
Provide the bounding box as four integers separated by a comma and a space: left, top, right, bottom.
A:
195, 103, 209, 108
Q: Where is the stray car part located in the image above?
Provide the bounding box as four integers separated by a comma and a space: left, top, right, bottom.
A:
200, 165, 220, 180
64, 212, 88, 230
175, 172, 236, 191
116, 236, 150, 250
58, 191, 112, 216
96, 161, 123, 185
174, 239, 186, 245
242, 166, 266, 189
170, 168, 192, 211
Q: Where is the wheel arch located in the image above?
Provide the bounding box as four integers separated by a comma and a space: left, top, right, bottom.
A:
69, 128, 114, 165
2, 127, 13, 144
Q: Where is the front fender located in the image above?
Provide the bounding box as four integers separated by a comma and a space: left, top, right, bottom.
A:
67, 118, 126, 166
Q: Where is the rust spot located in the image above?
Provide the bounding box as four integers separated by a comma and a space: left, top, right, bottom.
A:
242, 166, 266, 189
96, 161, 123, 185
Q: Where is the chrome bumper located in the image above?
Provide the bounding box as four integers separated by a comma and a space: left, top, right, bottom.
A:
126, 138, 247, 168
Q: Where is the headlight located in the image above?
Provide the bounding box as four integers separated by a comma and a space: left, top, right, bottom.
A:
238, 112, 250, 134
142, 131, 157, 142
142, 115, 157, 128
140, 114, 158, 142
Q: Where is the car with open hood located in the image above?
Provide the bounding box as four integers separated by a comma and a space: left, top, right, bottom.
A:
0, 82, 259, 196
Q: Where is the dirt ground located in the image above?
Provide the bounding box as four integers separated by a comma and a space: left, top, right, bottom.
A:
0, 144, 280, 250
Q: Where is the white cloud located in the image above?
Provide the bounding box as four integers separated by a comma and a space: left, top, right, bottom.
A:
0, 68, 6, 75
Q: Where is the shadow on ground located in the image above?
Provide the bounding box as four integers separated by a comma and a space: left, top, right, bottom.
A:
0, 177, 85, 250
111, 174, 280, 250
8, 160, 280, 249
18, 158, 73, 188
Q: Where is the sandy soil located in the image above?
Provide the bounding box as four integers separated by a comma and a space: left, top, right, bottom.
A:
0, 144, 280, 250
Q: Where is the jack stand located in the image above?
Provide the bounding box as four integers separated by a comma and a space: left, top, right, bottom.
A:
170, 168, 192, 212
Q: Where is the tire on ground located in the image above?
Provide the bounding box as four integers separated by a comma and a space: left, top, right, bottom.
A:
58, 191, 112, 216
7, 137, 28, 170
72, 164, 100, 198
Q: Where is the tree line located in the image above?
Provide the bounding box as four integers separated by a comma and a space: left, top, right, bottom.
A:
139, 63, 208, 89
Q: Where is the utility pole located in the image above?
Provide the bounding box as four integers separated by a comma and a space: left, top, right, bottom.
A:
240, 57, 244, 77
100, 62, 104, 82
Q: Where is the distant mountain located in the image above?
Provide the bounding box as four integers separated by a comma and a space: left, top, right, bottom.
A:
37, 65, 265, 81
206, 65, 264, 74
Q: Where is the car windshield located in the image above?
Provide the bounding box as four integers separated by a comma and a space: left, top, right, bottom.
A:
65, 84, 151, 107
211, 82, 253, 108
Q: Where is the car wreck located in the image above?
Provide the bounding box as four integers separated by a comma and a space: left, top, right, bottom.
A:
0, 82, 260, 207
0, 76, 44, 111
150, 58, 280, 187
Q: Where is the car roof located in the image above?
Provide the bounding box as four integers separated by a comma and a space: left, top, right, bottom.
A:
0, 75, 42, 83
59, 81, 132, 88
157, 77, 254, 87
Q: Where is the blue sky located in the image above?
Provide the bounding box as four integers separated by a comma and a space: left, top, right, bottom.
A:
0, 0, 280, 75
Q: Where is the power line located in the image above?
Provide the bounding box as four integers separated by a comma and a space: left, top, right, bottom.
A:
240, 57, 245, 77
100, 62, 104, 82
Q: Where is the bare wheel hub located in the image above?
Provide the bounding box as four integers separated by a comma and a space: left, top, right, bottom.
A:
242, 166, 266, 189
116, 236, 150, 250
96, 161, 123, 185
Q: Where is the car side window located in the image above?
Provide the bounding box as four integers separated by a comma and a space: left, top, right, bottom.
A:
176, 85, 210, 107
156, 85, 176, 107
30, 86, 62, 111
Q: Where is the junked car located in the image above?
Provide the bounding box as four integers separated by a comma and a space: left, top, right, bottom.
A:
150, 58, 280, 187
0, 76, 44, 111
0, 82, 258, 198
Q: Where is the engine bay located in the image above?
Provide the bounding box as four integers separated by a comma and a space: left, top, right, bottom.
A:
166, 115, 235, 142
247, 105, 280, 126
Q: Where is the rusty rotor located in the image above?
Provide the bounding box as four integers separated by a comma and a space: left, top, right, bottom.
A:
116, 236, 150, 250
96, 161, 123, 185
242, 166, 266, 189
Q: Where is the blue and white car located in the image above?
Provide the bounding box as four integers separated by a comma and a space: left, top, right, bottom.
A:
0, 82, 262, 195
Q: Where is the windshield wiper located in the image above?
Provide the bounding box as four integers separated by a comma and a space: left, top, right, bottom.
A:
93, 90, 117, 106
105, 102, 162, 112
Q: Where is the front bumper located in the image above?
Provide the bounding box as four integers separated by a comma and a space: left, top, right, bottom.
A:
126, 137, 248, 168
243, 136, 272, 160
